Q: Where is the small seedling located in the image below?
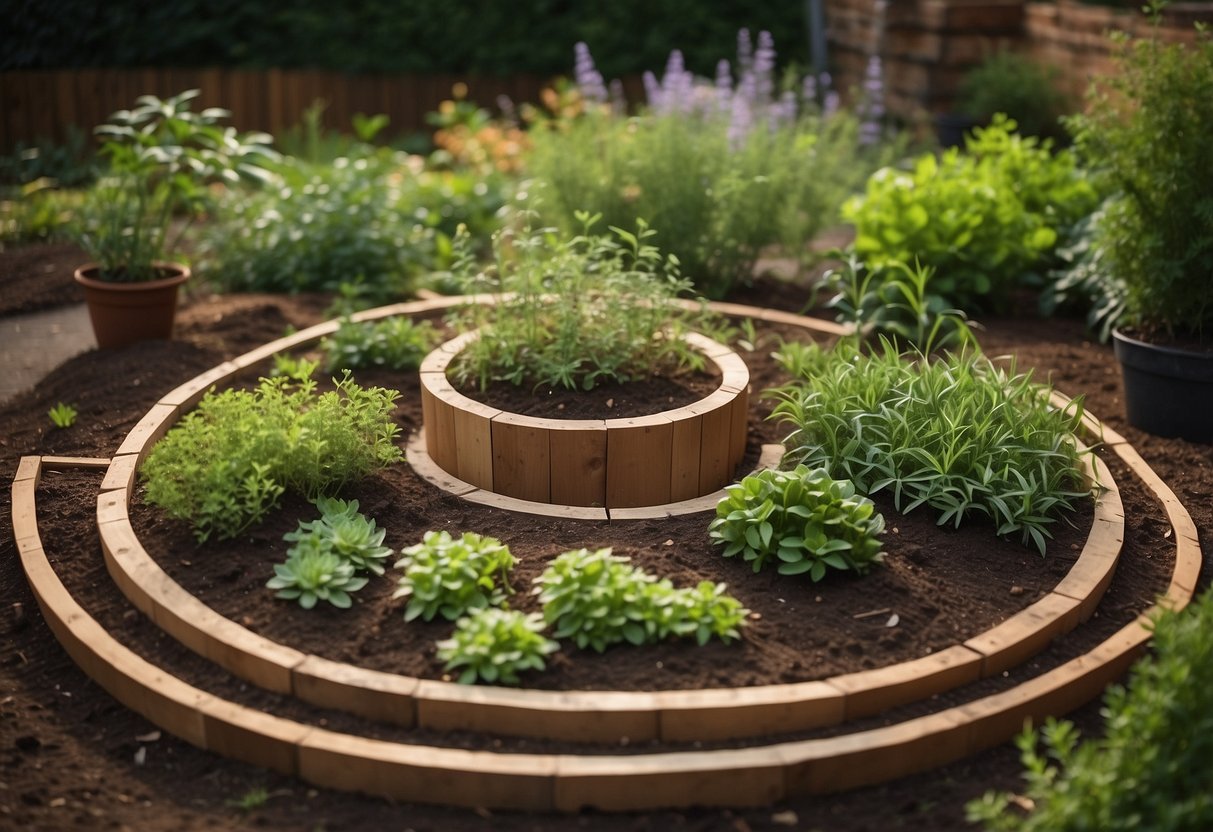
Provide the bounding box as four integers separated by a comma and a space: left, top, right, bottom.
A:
266, 535, 368, 609
48, 402, 77, 428
226, 786, 269, 811
393, 531, 515, 622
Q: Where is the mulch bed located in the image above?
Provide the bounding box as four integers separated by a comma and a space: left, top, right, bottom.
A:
0, 273, 1209, 831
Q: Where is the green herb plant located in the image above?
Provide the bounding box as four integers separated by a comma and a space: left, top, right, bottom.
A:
532, 547, 747, 652
393, 531, 516, 622
966, 587, 1213, 831
436, 608, 559, 685
843, 116, 1098, 311
709, 465, 886, 581
322, 315, 439, 373
956, 51, 1069, 141
449, 212, 721, 392
770, 340, 1089, 554
266, 535, 368, 609
141, 372, 402, 541
47, 402, 78, 429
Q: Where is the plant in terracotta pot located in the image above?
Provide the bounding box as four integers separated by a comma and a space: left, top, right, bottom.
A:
1066, 1, 1213, 441
72, 89, 277, 348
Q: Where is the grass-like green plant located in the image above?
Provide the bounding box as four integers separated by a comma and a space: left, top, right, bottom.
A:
141, 372, 402, 542
393, 531, 516, 622
266, 534, 369, 609
967, 587, 1213, 831
531, 547, 747, 652
47, 402, 78, 429
1064, 3, 1213, 339
448, 213, 721, 392
823, 252, 976, 353
843, 116, 1099, 311
770, 340, 1089, 554
283, 497, 394, 576
322, 315, 439, 373
709, 465, 886, 581
436, 608, 560, 685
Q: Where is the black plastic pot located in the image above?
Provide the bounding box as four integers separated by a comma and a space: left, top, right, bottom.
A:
932, 113, 979, 149
1113, 328, 1213, 443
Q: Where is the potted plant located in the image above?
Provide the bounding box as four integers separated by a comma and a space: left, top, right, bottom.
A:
1067, 1, 1213, 442
72, 89, 277, 348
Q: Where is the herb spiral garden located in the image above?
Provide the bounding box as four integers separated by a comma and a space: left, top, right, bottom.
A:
3, 13, 1211, 832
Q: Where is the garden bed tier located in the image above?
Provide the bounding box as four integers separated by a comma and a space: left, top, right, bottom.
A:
419, 330, 750, 508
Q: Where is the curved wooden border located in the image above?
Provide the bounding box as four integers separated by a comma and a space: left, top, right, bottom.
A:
419, 331, 750, 508
82, 299, 1130, 745
11, 445, 1200, 811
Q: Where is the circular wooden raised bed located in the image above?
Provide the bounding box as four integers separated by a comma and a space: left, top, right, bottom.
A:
10, 296, 1203, 812
419, 331, 750, 508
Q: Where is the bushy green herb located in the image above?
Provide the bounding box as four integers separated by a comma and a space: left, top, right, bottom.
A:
47, 402, 78, 429
1065, 6, 1213, 338
203, 150, 435, 300
436, 608, 560, 685
283, 497, 394, 576
532, 547, 747, 652
770, 340, 1089, 554
449, 213, 720, 391
393, 531, 516, 622
266, 534, 368, 609
967, 588, 1213, 831
322, 316, 439, 373
843, 116, 1098, 311
141, 373, 402, 542
709, 465, 886, 581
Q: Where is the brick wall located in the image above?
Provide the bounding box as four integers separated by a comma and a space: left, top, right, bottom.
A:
826, 0, 1211, 122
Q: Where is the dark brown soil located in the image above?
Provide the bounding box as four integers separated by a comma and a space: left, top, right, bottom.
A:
0, 241, 88, 317
457, 371, 722, 420
0, 268, 1209, 831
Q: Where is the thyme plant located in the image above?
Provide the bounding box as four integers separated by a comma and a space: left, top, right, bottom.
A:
141, 372, 402, 542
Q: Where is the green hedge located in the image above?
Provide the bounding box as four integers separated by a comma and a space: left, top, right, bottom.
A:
4, 0, 807, 78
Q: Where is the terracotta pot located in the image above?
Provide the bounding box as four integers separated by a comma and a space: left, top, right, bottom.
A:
73, 263, 190, 349
1113, 327, 1213, 443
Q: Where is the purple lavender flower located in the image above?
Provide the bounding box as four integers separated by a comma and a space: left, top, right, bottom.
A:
643, 70, 661, 110
727, 94, 751, 151
737, 28, 753, 77
659, 49, 694, 115
858, 55, 886, 145
770, 89, 798, 131
715, 59, 733, 114
753, 30, 776, 106
802, 74, 818, 108
574, 42, 608, 103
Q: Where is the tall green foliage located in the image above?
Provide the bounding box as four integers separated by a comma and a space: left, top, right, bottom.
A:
1066, 7, 1213, 338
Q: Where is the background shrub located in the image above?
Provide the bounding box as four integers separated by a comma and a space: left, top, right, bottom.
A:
843, 116, 1098, 312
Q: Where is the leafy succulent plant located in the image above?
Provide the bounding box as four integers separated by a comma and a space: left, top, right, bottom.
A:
284, 497, 394, 576
393, 531, 516, 622
709, 465, 886, 581
436, 608, 559, 685
266, 535, 369, 609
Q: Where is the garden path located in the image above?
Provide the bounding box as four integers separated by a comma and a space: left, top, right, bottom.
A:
0, 302, 94, 404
